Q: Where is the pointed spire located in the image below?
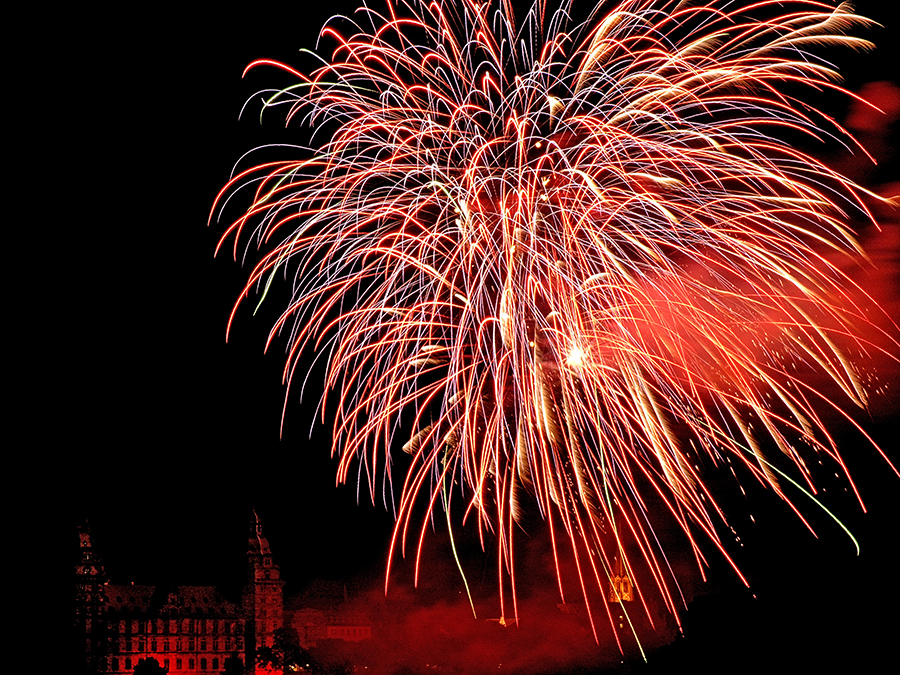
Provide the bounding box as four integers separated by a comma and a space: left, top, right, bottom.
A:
77, 517, 94, 555
248, 509, 272, 558
76, 517, 105, 576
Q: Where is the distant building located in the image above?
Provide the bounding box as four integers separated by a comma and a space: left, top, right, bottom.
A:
607, 556, 634, 604
75, 513, 370, 675
289, 607, 373, 649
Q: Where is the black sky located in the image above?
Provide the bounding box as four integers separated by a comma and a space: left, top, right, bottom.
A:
62, 2, 898, 673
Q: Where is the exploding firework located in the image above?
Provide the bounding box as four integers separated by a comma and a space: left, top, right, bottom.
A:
212, 0, 897, 651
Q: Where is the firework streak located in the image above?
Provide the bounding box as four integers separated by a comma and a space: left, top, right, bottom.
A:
212, 0, 898, 651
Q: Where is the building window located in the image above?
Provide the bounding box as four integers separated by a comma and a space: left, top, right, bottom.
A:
112, 658, 119, 672
200, 658, 207, 671
212, 658, 219, 670
125, 658, 132, 670
189, 659, 195, 670
176, 659, 183, 670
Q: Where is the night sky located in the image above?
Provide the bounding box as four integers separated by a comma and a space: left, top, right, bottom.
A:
63, 2, 898, 673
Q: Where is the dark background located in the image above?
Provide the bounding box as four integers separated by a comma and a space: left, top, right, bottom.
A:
58, 2, 898, 673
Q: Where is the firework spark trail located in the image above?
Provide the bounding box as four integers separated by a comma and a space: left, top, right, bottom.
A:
212, 0, 898, 649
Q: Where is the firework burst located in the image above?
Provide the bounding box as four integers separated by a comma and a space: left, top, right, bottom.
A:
212, 0, 897, 650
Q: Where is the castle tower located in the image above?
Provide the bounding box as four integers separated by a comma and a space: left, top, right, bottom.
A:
75, 518, 109, 675
243, 511, 284, 673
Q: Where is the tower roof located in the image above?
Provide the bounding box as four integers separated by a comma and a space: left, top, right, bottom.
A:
248, 509, 272, 558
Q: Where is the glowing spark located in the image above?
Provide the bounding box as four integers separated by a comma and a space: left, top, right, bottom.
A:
567, 346, 586, 368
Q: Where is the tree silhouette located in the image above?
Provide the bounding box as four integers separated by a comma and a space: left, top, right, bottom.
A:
222, 653, 244, 675
132, 658, 167, 675
255, 628, 311, 672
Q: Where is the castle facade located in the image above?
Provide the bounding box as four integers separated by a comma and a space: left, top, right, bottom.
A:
74, 513, 368, 675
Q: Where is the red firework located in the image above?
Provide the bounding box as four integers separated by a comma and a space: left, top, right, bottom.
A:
211, 0, 898, 653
